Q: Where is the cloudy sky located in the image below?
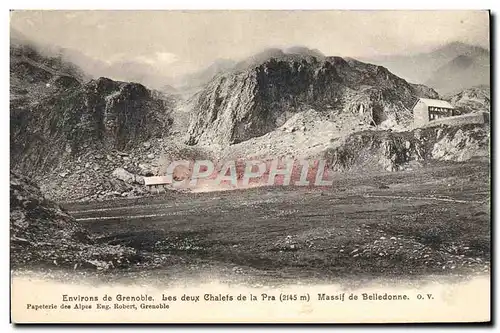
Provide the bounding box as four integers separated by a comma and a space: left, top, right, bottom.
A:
10, 10, 490, 86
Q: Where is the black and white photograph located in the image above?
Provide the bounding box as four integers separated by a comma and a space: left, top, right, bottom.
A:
8, 9, 491, 323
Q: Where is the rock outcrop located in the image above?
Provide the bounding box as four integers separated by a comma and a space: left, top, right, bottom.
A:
324, 123, 490, 172
11, 76, 174, 176
112, 167, 144, 185
447, 85, 490, 114
186, 49, 439, 146
10, 172, 140, 270
10, 171, 87, 247
10, 40, 178, 201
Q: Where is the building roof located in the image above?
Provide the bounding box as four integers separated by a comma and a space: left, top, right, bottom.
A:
415, 98, 454, 109
144, 176, 170, 186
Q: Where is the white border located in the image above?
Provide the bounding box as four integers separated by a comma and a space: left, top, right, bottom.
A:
1, 1, 497, 332
2, 0, 499, 10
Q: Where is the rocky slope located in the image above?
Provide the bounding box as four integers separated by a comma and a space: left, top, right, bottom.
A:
10, 172, 139, 270
11, 75, 175, 175
186, 48, 438, 146
446, 85, 490, 114
324, 123, 490, 173
10, 41, 182, 200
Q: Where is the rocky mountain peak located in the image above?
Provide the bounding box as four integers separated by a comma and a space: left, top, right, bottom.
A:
186, 50, 438, 146
10, 40, 175, 178
86, 77, 150, 98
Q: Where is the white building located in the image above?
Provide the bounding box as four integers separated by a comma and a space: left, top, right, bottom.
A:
412, 98, 455, 127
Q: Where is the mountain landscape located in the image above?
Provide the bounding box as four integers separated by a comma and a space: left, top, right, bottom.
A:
8, 11, 492, 312
425, 51, 490, 95
364, 42, 490, 95
9, 36, 491, 201
186, 49, 438, 146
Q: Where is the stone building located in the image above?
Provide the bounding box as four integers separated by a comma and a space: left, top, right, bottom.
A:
412, 98, 455, 127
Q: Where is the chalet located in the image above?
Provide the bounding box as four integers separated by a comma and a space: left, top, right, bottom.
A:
412, 98, 455, 127
144, 176, 170, 193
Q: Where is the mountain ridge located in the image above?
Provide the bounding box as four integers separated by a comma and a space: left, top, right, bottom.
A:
186, 50, 439, 146
361, 41, 489, 88
425, 53, 490, 95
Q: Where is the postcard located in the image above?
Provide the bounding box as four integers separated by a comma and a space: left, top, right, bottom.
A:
9, 9, 491, 324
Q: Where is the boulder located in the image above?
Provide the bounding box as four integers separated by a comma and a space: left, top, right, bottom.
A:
112, 167, 144, 185
138, 163, 155, 176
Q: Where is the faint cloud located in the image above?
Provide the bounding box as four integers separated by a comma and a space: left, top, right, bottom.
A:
136, 52, 178, 66
156, 52, 178, 63
103, 52, 126, 65
105, 51, 178, 68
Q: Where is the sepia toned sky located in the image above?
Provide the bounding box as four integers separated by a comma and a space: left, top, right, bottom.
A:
10, 10, 490, 82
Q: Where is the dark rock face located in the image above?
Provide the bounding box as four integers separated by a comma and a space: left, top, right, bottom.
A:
11, 75, 174, 176
10, 170, 90, 268
10, 171, 85, 245
10, 171, 140, 270
187, 53, 439, 145
75, 77, 173, 150
10, 40, 176, 179
10, 42, 88, 83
